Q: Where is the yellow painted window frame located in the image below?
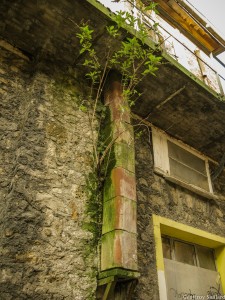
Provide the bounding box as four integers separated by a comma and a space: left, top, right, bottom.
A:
153, 214, 225, 298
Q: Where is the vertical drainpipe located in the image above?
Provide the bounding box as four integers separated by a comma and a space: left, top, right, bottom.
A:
99, 70, 139, 282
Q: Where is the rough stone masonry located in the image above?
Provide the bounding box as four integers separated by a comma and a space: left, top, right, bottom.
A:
133, 127, 225, 300
0, 45, 98, 299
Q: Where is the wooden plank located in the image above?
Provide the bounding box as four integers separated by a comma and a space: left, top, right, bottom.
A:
152, 127, 170, 175
103, 280, 117, 300
206, 160, 214, 193
127, 280, 138, 299
164, 175, 218, 200
98, 276, 115, 286
153, 0, 217, 52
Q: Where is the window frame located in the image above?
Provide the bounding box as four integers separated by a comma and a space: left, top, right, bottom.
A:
162, 235, 217, 271
153, 215, 225, 300
151, 127, 217, 200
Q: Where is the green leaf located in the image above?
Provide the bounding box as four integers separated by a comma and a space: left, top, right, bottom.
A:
79, 48, 87, 54
79, 105, 87, 112
106, 25, 119, 37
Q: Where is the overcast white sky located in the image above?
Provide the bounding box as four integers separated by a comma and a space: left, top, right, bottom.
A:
183, 0, 225, 80
187, 0, 225, 38
187, 0, 225, 64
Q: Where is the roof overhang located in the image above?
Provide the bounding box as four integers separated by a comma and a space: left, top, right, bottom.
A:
0, 0, 225, 161
152, 0, 225, 55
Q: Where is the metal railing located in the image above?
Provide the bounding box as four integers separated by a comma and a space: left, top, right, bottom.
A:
99, 0, 225, 97
136, 3, 225, 96
218, 74, 225, 95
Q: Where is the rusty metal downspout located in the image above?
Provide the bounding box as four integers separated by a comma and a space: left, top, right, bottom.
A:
97, 70, 139, 299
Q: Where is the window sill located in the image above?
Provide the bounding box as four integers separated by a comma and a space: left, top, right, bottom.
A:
154, 168, 218, 201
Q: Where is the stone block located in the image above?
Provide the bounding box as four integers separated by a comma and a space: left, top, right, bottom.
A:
104, 84, 130, 124
101, 121, 135, 174
101, 230, 138, 271
102, 121, 134, 145
115, 122, 134, 145
105, 141, 135, 174
104, 167, 137, 202
108, 101, 130, 124
102, 196, 137, 234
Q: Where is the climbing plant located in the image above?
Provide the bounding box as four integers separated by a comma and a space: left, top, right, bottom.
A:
76, 1, 162, 171
76, 1, 162, 243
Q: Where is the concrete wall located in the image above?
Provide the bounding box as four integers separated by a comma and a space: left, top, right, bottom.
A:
133, 127, 225, 300
0, 47, 98, 299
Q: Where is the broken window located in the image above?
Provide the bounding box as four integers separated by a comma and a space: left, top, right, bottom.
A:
162, 236, 221, 300
168, 140, 209, 191
196, 245, 216, 271
152, 127, 213, 195
173, 240, 196, 266
162, 236, 216, 270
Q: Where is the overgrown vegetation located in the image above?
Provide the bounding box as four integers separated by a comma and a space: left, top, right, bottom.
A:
76, 1, 162, 245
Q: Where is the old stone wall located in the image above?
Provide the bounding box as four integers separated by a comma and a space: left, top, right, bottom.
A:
0, 46, 98, 299
133, 128, 225, 300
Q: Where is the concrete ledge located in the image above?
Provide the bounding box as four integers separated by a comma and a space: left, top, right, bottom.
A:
98, 268, 140, 281
154, 168, 218, 201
